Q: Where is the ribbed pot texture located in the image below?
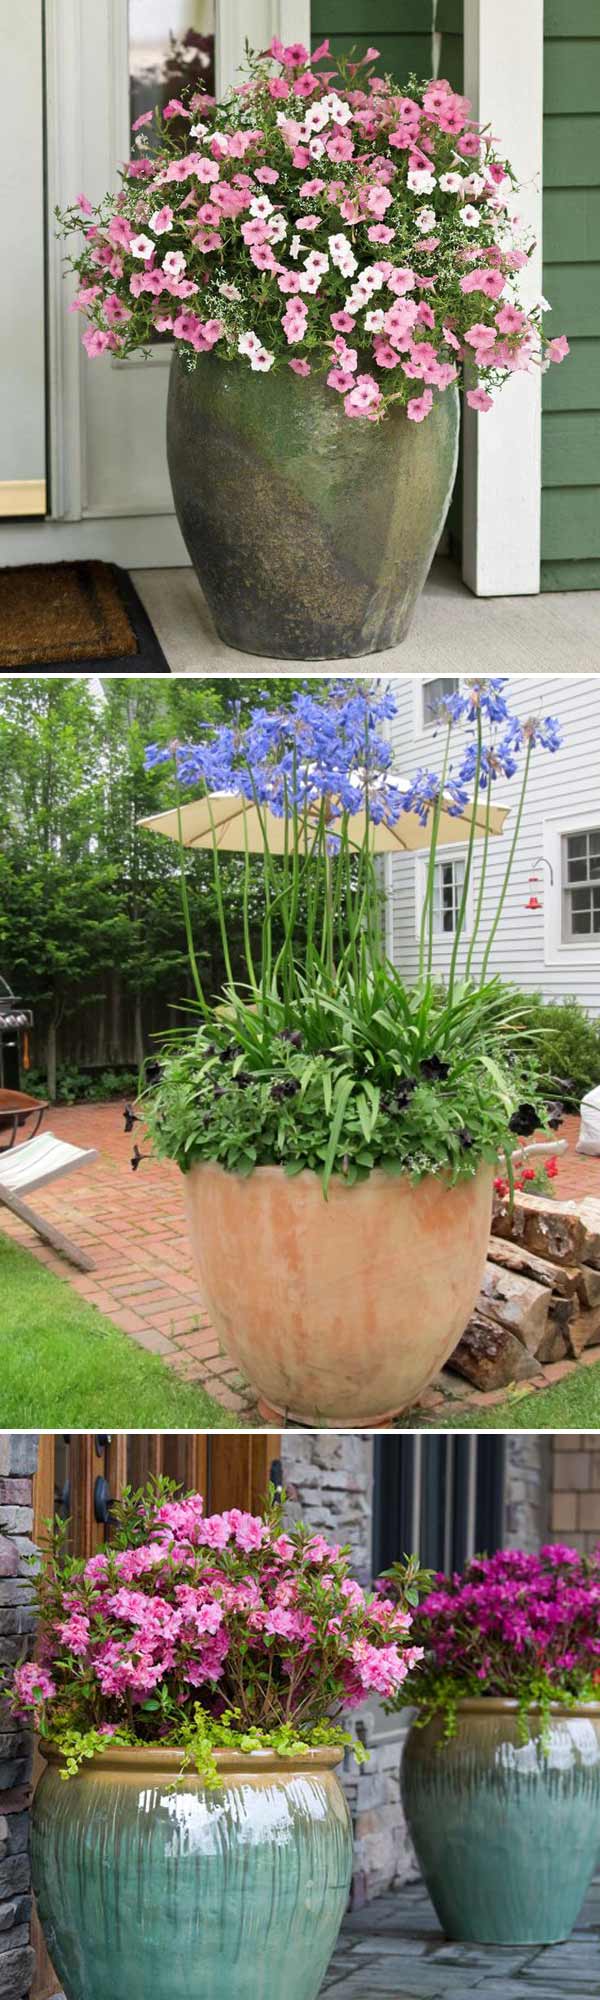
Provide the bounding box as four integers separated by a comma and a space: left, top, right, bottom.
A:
401, 1700, 600, 1945
183, 1158, 494, 1426
166, 354, 459, 659
32, 1746, 353, 2000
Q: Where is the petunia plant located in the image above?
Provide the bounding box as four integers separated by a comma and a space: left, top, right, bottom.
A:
140, 678, 565, 1194
8, 1482, 423, 1781
57, 39, 568, 424
384, 1546, 600, 1742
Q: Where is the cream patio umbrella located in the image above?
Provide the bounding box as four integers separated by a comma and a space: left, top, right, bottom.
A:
138, 788, 508, 854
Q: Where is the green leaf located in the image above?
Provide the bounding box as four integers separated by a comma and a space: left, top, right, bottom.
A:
322, 1074, 355, 1198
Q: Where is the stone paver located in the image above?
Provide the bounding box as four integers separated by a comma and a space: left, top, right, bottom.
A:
1, 1104, 598, 1428
320, 1875, 600, 1998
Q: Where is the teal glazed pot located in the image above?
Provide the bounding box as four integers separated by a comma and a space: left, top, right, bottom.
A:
166, 353, 459, 659
401, 1698, 600, 1945
32, 1744, 353, 2000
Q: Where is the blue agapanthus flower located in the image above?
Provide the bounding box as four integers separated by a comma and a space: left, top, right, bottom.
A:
143, 684, 563, 830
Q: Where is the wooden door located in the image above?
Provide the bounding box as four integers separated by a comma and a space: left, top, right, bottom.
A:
31, 1430, 281, 1997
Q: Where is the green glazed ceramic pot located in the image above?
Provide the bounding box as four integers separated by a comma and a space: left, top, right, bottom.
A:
401, 1698, 600, 1945
32, 1744, 353, 2000
166, 354, 459, 659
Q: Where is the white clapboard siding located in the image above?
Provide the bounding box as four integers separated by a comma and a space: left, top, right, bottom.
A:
388, 677, 600, 1016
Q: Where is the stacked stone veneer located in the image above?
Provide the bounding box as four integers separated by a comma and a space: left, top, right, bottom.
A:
0, 1437, 38, 2000
282, 1434, 414, 1905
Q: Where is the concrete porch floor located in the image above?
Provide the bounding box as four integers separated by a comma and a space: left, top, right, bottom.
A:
321, 1874, 600, 1998
131, 559, 600, 676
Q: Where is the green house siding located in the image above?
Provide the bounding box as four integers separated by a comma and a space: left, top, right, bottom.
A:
310, 2, 433, 81
542, 0, 600, 589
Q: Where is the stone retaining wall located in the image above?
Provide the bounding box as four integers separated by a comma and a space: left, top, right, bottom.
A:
0, 1437, 38, 2000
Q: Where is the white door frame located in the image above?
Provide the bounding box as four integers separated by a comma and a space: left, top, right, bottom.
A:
0, 0, 541, 591
0, 5, 46, 518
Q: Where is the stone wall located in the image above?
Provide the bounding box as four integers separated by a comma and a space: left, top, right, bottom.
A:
282, 1433, 413, 1905
0, 1436, 38, 2000
550, 1435, 600, 1552
282, 1434, 374, 1582
504, 1436, 551, 1549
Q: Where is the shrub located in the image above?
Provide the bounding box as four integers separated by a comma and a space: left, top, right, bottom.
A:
385, 1546, 600, 1739
8, 1481, 423, 1781
508, 994, 600, 1108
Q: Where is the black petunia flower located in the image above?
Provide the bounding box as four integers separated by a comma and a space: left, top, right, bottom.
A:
508, 1103, 539, 1136
279, 1028, 303, 1048
271, 1077, 301, 1102
420, 1054, 450, 1083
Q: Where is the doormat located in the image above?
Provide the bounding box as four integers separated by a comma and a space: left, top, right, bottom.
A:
0, 561, 170, 672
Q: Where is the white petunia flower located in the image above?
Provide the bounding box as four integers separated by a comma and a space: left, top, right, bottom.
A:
439, 172, 463, 193
408, 169, 436, 195
415, 207, 436, 234
459, 204, 481, 228
130, 234, 154, 260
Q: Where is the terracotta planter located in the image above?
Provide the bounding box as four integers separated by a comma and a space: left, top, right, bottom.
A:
32, 1744, 352, 2000
182, 1158, 493, 1425
167, 353, 459, 660
401, 1699, 600, 1945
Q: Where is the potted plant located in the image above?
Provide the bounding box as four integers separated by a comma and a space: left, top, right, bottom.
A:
10, 1483, 423, 2000
139, 679, 564, 1426
387, 1545, 600, 1945
57, 42, 568, 660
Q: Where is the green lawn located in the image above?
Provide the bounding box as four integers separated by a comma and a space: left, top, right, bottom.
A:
0, 1235, 240, 1428
417, 1365, 600, 1432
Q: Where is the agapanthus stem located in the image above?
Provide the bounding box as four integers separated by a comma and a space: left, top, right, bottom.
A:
464, 767, 492, 980
447, 707, 482, 1004
480, 739, 533, 984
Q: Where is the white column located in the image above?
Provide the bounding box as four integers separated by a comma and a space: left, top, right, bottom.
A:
462, 0, 544, 596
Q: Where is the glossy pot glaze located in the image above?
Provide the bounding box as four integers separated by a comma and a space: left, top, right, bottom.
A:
183, 1158, 493, 1426
401, 1700, 600, 1945
166, 354, 459, 659
32, 1745, 352, 2000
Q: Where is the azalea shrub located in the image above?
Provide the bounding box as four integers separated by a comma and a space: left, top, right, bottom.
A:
384, 1547, 600, 1739
141, 679, 564, 1193
57, 38, 568, 424
8, 1483, 423, 1781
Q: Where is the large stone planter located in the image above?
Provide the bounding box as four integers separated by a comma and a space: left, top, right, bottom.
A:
32, 1745, 352, 2000
182, 1158, 493, 1425
401, 1699, 600, 1945
167, 354, 459, 659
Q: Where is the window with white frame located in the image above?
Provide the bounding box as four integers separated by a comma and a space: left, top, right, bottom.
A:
432, 855, 466, 936
421, 677, 460, 728
562, 826, 600, 941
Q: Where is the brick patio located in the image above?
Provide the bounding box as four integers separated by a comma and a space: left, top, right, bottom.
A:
321, 1875, 600, 1998
1, 1103, 599, 1427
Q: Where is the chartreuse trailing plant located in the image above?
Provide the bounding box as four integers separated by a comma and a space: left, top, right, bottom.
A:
384, 1546, 600, 1747
57, 40, 568, 422
140, 679, 565, 1195
8, 1480, 424, 1782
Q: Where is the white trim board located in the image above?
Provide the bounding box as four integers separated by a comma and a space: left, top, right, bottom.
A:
543, 810, 600, 973
462, 0, 543, 597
